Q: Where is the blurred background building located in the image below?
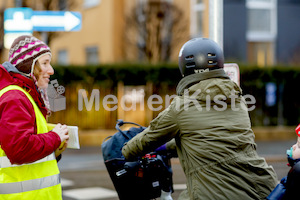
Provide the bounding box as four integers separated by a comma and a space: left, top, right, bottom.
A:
0, 0, 300, 129
0, 0, 300, 67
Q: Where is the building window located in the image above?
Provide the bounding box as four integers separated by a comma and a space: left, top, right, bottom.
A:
84, 0, 101, 9
246, 0, 277, 66
246, 0, 277, 41
59, 0, 67, 11
190, 0, 205, 37
57, 49, 69, 65
85, 46, 99, 65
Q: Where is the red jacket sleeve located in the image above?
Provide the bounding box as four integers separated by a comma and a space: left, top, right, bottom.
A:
0, 90, 61, 164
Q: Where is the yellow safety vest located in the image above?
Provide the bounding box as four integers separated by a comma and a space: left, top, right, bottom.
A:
0, 85, 62, 200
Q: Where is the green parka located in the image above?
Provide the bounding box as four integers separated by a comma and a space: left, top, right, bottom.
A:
122, 69, 277, 200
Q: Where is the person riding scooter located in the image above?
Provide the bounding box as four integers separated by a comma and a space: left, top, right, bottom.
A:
122, 38, 278, 199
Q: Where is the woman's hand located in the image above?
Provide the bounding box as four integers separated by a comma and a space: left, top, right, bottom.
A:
52, 123, 69, 157
52, 123, 69, 143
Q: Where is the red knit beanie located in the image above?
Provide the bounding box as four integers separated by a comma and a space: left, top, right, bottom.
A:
8, 35, 51, 74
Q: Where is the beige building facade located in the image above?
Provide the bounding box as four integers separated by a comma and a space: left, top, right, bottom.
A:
50, 0, 197, 65
0, 0, 210, 65
51, 0, 126, 65
0, 0, 281, 67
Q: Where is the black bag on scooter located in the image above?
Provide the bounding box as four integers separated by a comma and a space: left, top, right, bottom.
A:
101, 119, 173, 200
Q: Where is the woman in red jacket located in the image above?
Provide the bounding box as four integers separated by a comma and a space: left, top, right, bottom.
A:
0, 35, 69, 199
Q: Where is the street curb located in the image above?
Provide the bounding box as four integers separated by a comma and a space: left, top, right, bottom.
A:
78, 126, 297, 147
252, 126, 296, 141
170, 156, 287, 165
263, 155, 286, 163
78, 129, 116, 147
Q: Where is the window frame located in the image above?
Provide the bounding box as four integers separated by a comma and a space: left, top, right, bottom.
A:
246, 0, 277, 42
83, 0, 101, 9
57, 49, 69, 66
190, 0, 205, 38
85, 46, 100, 65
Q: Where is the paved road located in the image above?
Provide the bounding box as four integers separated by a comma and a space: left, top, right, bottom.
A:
58, 140, 295, 200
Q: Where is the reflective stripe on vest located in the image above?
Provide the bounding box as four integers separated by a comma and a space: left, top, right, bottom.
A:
0, 85, 62, 199
0, 174, 60, 194
0, 153, 55, 168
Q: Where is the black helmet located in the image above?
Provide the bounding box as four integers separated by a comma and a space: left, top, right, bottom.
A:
178, 38, 224, 77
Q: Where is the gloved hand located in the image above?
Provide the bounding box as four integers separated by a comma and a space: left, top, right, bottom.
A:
160, 190, 173, 200
155, 144, 167, 152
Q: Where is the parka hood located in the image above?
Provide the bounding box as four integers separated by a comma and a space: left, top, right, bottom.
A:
0, 62, 16, 90
176, 69, 242, 103
0, 62, 48, 116
0, 62, 34, 91
176, 69, 230, 95
189, 78, 242, 103
2, 61, 20, 73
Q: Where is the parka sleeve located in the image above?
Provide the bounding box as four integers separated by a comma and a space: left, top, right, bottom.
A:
0, 90, 61, 164
122, 99, 179, 160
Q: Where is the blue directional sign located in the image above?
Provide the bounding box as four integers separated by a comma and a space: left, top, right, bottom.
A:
4, 8, 82, 33
4, 8, 82, 49
4, 7, 33, 34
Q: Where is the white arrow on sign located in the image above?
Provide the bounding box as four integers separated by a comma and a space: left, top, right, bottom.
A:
32, 11, 81, 31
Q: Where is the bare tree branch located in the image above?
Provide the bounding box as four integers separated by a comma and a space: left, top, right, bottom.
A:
124, 0, 189, 63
